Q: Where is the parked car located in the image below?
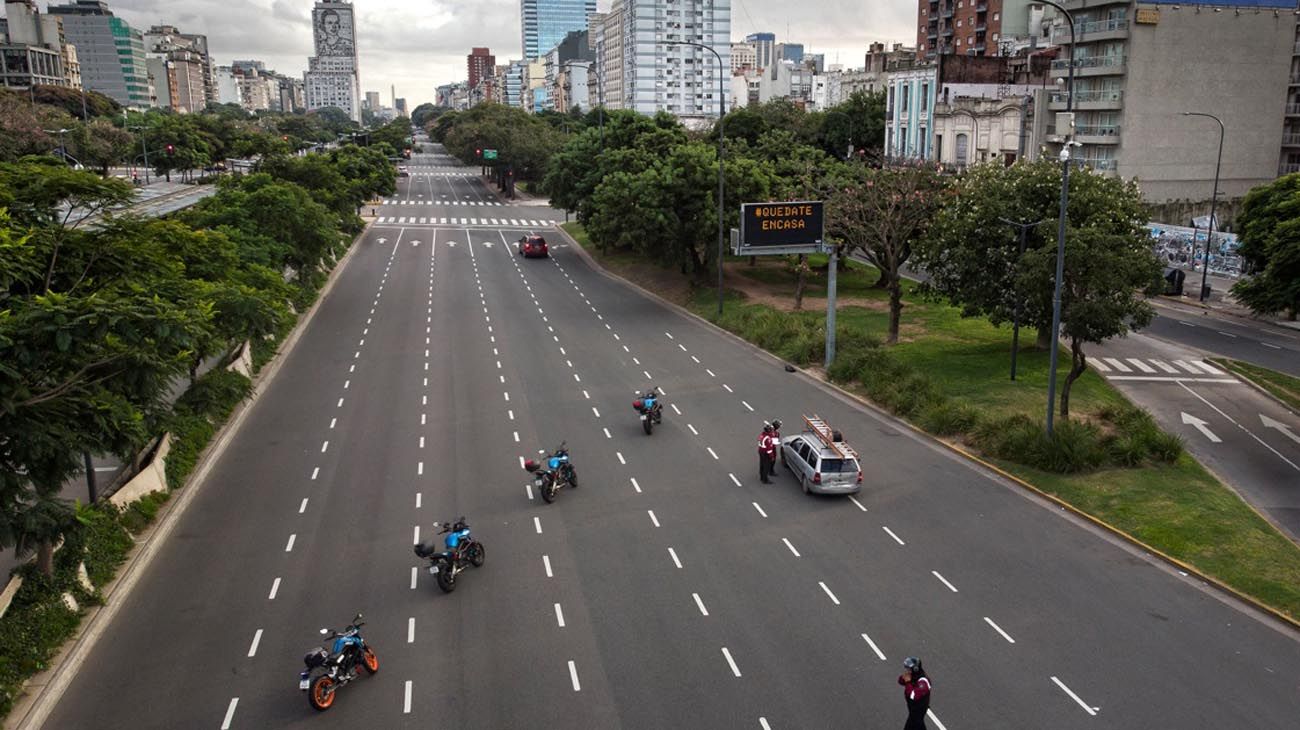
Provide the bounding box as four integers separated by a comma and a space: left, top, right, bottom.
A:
517, 234, 549, 258
780, 415, 863, 495
397, 165, 410, 177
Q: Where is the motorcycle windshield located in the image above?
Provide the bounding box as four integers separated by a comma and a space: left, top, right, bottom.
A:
547, 456, 562, 469
644, 397, 656, 407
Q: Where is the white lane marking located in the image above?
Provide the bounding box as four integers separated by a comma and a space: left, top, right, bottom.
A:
927, 710, 949, 730
688, 424, 699, 435
707, 447, 719, 460
1177, 381, 1299, 471
555, 603, 566, 628
419, 436, 425, 449
643, 370, 652, 380
665, 331, 674, 339
568, 660, 581, 692
882, 526, 906, 546
337, 398, 344, 408
1174, 359, 1205, 374
404, 680, 413, 713
514, 431, 520, 443
408, 617, 415, 643
543, 555, 553, 577
617, 452, 626, 465
848, 496, 868, 512
410, 567, 418, 589
268, 578, 281, 600
722, 647, 742, 677
861, 633, 887, 661
760, 719, 772, 730
648, 510, 660, 527
504, 392, 510, 402
742, 401, 754, 412
1102, 357, 1131, 372
693, 593, 710, 616
574, 373, 581, 382
729, 473, 742, 486
1126, 358, 1157, 373
1196, 360, 1225, 375
932, 571, 959, 593
421, 414, 427, 425
671, 404, 682, 416
519, 456, 525, 469
344, 380, 350, 389
416, 493, 422, 509
669, 547, 682, 569
1051, 676, 1098, 716
285, 534, 296, 552
1218, 330, 1239, 338
985, 616, 1016, 643
1262, 342, 1283, 349
534, 517, 543, 534
247, 629, 263, 657
603, 428, 612, 439
722, 384, 734, 393
631, 477, 642, 493
753, 502, 768, 518
592, 407, 601, 418
1178, 320, 1196, 327
310, 467, 319, 481
1151, 359, 1179, 373
320, 441, 329, 453
583, 390, 590, 399
298, 498, 308, 514
329, 418, 337, 429
782, 538, 801, 557
221, 698, 239, 730
526, 483, 534, 501
819, 581, 841, 605
691, 355, 701, 363
706, 369, 717, 377
508, 410, 514, 420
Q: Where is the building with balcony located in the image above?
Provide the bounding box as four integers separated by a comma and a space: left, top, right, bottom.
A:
918, 0, 1018, 59
48, 0, 151, 108
1280, 17, 1300, 176
617, 0, 731, 123
3, 0, 81, 88
1042, 0, 1295, 202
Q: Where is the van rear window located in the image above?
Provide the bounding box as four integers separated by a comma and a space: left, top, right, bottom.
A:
820, 458, 858, 473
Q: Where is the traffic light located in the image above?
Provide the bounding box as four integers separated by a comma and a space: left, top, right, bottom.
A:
166, 144, 175, 155
476, 147, 482, 158
282, 135, 289, 141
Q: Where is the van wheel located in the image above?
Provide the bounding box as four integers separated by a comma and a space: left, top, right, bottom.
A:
801, 476, 811, 494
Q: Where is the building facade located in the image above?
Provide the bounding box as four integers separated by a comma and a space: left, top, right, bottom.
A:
620, 0, 731, 122
0, 43, 66, 88
592, 7, 625, 109
467, 46, 494, 87
48, 0, 150, 108
3, 0, 81, 88
918, 0, 1007, 59
143, 25, 214, 110
520, 0, 596, 60
730, 41, 755, 71
304, 0, 361, 121
214, 64, 241, 105
745, 31, 774, 70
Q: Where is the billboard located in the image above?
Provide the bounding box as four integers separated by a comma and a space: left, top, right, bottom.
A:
740, 202, 824, 249
313, 5, 356, 58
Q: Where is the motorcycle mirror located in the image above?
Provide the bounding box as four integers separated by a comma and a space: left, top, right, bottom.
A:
354, 613, 363, 622
319, 628, 329, 635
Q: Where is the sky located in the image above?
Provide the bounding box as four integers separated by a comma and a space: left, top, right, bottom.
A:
89, 0, 918, 108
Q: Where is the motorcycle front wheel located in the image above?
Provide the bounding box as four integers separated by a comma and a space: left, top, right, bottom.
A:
308, 674, 336, 711
436, 562, 457, 593
361, 646, 379, 674
468, 541, 486, 567
565, 466, 578, 487
643, 417, 653, 435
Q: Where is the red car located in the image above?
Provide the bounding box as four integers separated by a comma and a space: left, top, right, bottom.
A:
517, 234, 548, 258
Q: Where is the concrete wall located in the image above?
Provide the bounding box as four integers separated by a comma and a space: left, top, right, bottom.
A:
1121, 9, 1294, 202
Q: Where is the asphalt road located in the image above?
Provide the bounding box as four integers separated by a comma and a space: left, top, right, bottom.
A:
36, 143, 1300, 730
1143, 301, 1300, 378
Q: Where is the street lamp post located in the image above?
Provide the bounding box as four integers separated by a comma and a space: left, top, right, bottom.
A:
44, 128, 69, 165
998, 217, 1046, 381
1182, 111, 1225, 303
668, 38, 726, 317
1041, 0, 1076, 436
128, 125, 151, 184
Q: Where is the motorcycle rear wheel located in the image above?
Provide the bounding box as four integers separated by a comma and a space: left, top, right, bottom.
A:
643, 417, 653, 435
436, 563, 457, 593
541, 477, 557, 503
309, 675, 336, 711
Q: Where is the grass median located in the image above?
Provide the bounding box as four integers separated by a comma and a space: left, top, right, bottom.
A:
563, 222, 1300, 620
1210, 358, 1300, 412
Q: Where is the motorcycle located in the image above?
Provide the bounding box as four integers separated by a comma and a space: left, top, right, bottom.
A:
299, 613, 378, 711
632, 387, 664, 435
414, 516, 485, 593
524, 442, 578, 503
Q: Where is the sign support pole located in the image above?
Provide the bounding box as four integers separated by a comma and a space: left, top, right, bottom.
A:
824, 245, 838, 369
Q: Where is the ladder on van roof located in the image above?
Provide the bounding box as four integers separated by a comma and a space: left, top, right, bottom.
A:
803, 414, 859, 461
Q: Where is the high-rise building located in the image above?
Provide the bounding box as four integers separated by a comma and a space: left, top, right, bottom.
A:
745, 32, 775, 70
504, 59, 527, 107
2, 0, 81, 89
591, 7, 625, 109
214, 65, 241, 106
395, 97, 407, 116
520, 0, 596, 60
621, 0, 731, 121
48, 0, 150, 107
143, 25, 215, 112
304, 0, 361, 122
467, 47, 495, 88
917, 0, 1011, 59
776, 42, 803, 63
365, 90, 380, 110
730, 42, 756, 71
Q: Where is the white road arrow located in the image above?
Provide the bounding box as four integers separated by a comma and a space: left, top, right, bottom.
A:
446, 241, 458, 247
1260, 414, 1300, 445
481, 241, 494, 248
376, 238, 387, 244
411, 240, 421, 246
1181, 412, 1222, 443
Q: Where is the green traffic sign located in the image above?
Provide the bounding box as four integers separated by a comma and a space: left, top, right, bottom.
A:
483, 149, 498, 160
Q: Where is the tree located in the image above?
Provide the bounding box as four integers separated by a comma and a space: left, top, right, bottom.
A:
827, 160, 948, 344
68, 119, 135, 176
411, 103, 442, 128
0, 91, 72, 162
817, 91, 887, 159
309, 107, 356, 135
1231, 173, 1300, 320
31, 85, 119, 119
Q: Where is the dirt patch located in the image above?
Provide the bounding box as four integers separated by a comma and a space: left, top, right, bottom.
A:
727, 264, 889, 313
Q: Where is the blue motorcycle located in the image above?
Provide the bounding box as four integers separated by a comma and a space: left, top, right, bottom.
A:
633, 387, 664, 435
299, 613, 378, 711
524, 442, 578, 503
414, 516, 485, 593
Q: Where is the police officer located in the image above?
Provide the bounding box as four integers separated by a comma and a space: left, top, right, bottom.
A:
898, 656, 931, 730
757, 423, 777, 483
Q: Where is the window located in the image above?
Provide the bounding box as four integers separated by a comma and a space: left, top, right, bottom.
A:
993, 11, 999, 20
955, 133, 969, 164
921, 82, 929, 111
797, 442, 813, 464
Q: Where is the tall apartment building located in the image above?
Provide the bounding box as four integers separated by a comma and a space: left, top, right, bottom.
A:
214, 65, 241, 105
143, 25, 214, 112
467, 47, 494, 87
2, 0, 80, 88
591, 7, 625, 109
730, 41, 756, 71
1041, 0, 1295, 202
745, 31, 774, 69
777, 42, 803, 63
520, 0, 596, 60
304, 0, 361, 122
48, 0, 150, 107
918, 0, 1013, 59
618, 0, 731, 121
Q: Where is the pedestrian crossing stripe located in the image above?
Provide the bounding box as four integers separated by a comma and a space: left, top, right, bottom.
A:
381, 200, 505, 206
1090, 357, 1236, 382
373, 217, 552, 227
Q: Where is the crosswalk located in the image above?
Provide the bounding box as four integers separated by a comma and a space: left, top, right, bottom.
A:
382, 199, 506, 206
1091, 356, 1238, 383
375, 216, 555, 227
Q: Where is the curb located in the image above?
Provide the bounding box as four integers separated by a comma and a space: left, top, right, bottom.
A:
1208, 358, 1300, 415
553, 225, 1300, 634
7, 227, 371, 730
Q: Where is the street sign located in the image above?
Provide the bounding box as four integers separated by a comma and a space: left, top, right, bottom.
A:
483, 149, 498, 160
736, 201, 826, 256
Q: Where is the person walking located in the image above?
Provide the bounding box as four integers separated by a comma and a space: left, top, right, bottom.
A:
898, 656, 931, 730
757, 424, 777, 483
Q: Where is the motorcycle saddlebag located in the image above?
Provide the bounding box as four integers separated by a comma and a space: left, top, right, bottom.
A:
414, 539, 439, 559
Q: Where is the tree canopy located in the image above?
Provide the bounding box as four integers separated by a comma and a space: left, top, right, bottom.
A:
1231, 173, 1300, 320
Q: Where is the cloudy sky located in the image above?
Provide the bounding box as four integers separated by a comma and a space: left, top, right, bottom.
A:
96, 0, 917, 108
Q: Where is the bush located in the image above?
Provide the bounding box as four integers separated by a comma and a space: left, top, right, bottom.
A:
118, 491, 171, 536
1145, 430, 1185, 463
78, 507, 134, 587
919, 400, 981, 436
